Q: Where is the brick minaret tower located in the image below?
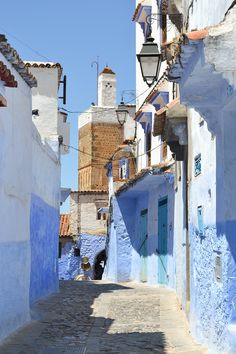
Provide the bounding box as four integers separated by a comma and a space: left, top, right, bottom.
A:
78, 67, 123, 191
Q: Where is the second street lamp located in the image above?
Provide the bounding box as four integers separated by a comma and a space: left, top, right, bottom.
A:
137, 35, 162, 87
116, 100, 129, 126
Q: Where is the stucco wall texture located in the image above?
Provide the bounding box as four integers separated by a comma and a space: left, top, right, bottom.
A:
0, 52, 32, 341
59, 234, 106, 280
30, 194, 59, 303
173, 7, 236, 351
104, 174, 179, 290
0, 54, 62, 342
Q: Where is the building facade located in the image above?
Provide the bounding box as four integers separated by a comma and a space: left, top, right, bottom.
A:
105, 1, 236, 353
164, 1, 236, 353
59, 67, 136, 279
104, 0, 188, 310
0, 35, 69, 341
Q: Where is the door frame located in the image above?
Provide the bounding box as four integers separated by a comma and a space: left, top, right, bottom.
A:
140, 208, 148, 282
157, 196, 168, 285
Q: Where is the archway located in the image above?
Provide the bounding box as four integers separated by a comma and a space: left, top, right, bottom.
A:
93, 250, 107, 280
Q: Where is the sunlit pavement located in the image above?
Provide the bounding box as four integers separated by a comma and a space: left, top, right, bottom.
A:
0, 281, 206, 354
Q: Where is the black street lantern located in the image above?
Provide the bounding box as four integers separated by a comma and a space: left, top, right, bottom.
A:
137, 36, 162, 87
116, 100, 129, 126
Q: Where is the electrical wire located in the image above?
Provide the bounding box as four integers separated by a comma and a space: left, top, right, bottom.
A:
0, 26, 51, 61
59, 85, 152, 115
62, 141, 165, 163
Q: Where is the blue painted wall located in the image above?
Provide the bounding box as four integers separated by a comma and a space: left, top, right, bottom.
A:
189, 222, 236, 353
175, 40, 236, 353
58, 241, 78, 280
105, 174, 176, 287
115, 196, 137, 281
0, 241, 31, 341
58, 234, 106, 280
30, 194, 59, 303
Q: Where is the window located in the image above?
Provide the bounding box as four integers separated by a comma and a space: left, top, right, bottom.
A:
97, 208, 107, 221
161, 14, 167, 44
119, 158, 129, 180
58, 242, 62, 258
162, 141, 168, 160
214, 255, 222, 283
197, 206, 204, 236
97, 209, 102, 220
194, 154, 201, 176
146, 130, 152, 166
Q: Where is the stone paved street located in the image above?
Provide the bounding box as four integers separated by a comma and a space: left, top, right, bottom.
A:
0, 281, 206, 354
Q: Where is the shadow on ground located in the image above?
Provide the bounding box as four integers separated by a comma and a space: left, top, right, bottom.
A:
0, 281, 168, 354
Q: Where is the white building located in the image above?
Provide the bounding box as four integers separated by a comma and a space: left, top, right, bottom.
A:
0, 35, 69, 342
164, 1, 236, 353
105, 0, 187, 299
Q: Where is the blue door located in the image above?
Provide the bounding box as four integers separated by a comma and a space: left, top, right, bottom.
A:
158, 198, 168, 284
140, 209, 148, 282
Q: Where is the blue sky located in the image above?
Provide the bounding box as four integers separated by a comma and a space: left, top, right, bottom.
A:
0, 0, 136, 211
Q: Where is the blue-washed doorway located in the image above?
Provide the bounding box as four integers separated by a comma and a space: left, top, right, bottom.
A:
157, 197, 168, 285
140, 209, 148, 282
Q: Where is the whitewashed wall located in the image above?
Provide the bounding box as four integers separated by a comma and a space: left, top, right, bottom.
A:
134, 0, 188, 307
0, 52, 32, 341
80, 202, 107, 235
135, 0, 176, 171
187, 0, 233, 30
78, 107, 118, 129
30, 67, 58, 141
58, 112, 70, 155
0, 56, 65, 340
98, 72, 116, 107
31, 124, 60, 209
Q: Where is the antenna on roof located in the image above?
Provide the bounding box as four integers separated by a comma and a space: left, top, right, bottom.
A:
91, 56, 99, 105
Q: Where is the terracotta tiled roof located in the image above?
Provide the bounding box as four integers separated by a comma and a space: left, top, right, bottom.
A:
134, 109, 143, 121
100, 67, 115, 75
0, 61, 17, 88
145, 79, 167, 103
25, 61, 62, 82
0, 34, 37, 88
156, 97, 180, 116
185, 29, 209, 41
0, 97, 6, 107
132, 0, 146, 21
115, 162, 174, 196
78, 190, 108, 194
153, 98, 180, 136
135, 77, 167, 117
162, 29, 209, 50
60, 214, 71, 237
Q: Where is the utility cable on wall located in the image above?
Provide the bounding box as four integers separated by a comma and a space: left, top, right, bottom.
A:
60, 74, 167, 115
62, 141, 165, 163
0, 26, 51, 61
59, 85, 151, 115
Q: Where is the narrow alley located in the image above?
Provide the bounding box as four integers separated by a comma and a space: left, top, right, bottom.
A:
0, 281, 205, 354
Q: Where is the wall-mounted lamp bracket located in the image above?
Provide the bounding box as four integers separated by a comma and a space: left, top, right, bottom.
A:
59, 75, 67, 105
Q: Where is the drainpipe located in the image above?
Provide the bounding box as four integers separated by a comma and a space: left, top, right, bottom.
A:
58, 135, 63, 164
185, 147, 190, 313
185, 113, 191, 315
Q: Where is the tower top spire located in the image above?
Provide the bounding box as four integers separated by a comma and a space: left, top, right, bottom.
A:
98, 66, 116, 106
100, 66, 115, 75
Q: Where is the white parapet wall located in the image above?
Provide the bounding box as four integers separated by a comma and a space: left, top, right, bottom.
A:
0, 54, 65, 341
0, 52, 32, 341
29, 123, 60, 303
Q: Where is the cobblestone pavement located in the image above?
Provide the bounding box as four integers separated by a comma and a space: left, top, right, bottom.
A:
0, 281, 207, 354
